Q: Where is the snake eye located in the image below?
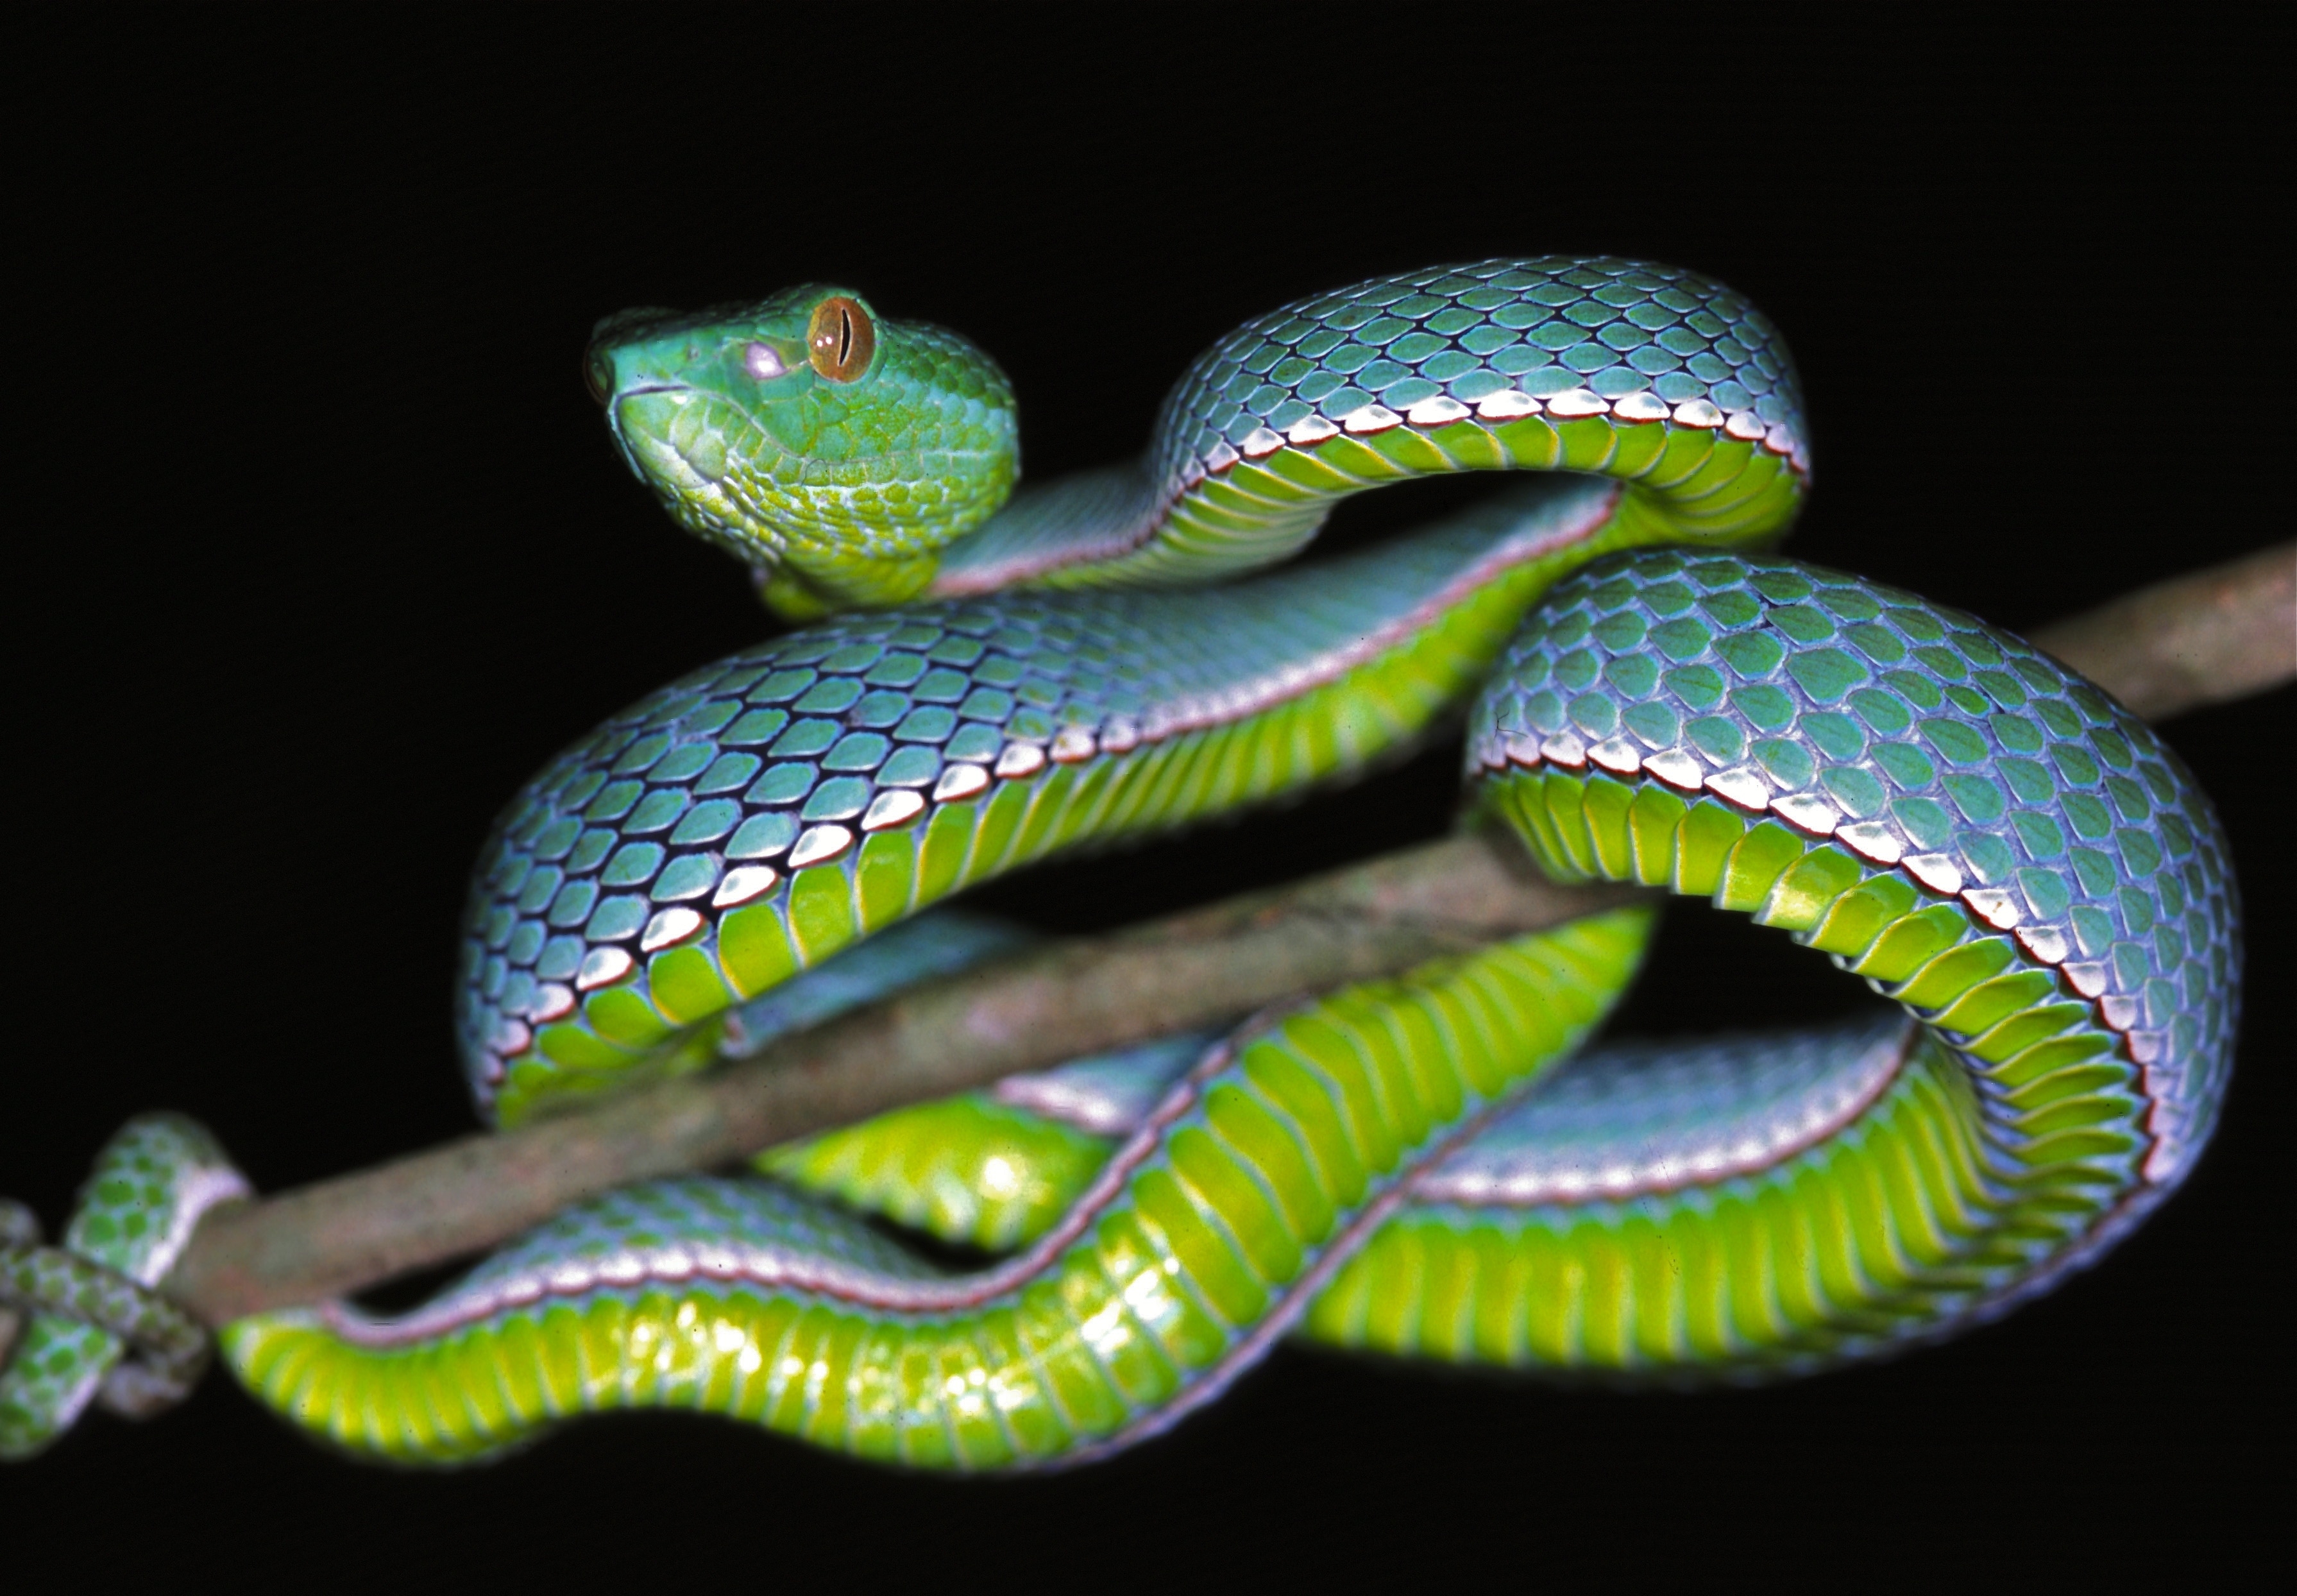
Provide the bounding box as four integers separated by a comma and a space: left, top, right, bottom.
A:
806, 296, 874, 382
743, 341, 790, 382
583, 348, 615, 406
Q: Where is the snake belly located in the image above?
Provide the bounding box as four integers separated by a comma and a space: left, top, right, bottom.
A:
205, 259, 2236, 1468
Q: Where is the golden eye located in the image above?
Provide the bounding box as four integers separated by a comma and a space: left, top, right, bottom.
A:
806, 296, 875, 382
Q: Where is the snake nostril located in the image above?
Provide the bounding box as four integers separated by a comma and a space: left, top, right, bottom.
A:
583, 348, 615, 406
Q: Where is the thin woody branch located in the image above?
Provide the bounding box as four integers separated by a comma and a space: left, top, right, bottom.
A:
2035, 541, 2293, 722
165, 839, 1643, 1322
114, 541, 2297, 1326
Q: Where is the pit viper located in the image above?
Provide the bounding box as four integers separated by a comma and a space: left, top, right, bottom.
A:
0, 259, 2239, 1468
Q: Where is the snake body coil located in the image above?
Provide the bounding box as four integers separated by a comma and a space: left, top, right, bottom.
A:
2, 259, 2238, 1466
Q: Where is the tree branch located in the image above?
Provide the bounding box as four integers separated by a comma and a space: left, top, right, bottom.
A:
166, 839, 1641, 1321
2035, 541, 2294, 722
134, 541, 2297, 1326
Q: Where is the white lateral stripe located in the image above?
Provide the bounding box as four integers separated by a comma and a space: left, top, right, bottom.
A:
994, 742, 1047, 779
860, 789, 927, 831
931, 763, 991, 803
640, 907, 704, 953
1770, 791, 1840, 835
1704, 767, 1770, 810
1404, 395, 1469, 427
575, 946, 633, 992
1836, 821, 1903, 865
1475, 390, 1541, 420
1340, 403, 1402, 434
1962, 887, 2022, 929
1539, 730, 1587, 767
1641, 749, 1703, 790
787, 824, 854, 870
1587, 735, 1642, 774
2016, 924, 2069, 965
712, 865, 779, 908
1901, 853, 1964, 894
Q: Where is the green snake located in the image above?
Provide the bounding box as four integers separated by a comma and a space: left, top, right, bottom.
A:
0, 258, 2239, 1468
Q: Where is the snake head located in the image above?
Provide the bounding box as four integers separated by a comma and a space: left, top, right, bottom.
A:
587, 286, 1018, 618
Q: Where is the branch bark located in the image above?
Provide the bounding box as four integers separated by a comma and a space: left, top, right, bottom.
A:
2035, 541, 2294, 722
166, 840, 1641, 1321
137, 541, 2297, 1326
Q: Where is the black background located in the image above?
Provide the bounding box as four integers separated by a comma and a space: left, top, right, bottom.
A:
5, 8, 2285, 1586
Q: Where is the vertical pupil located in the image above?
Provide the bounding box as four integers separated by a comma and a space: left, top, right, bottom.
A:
808, 297, 870, 380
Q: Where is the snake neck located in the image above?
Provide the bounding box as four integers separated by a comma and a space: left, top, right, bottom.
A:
928, 257, 1805, 600
462, 478, 1641, 1126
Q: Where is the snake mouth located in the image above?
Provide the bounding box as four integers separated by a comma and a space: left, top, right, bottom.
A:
600, 383, 697, 480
